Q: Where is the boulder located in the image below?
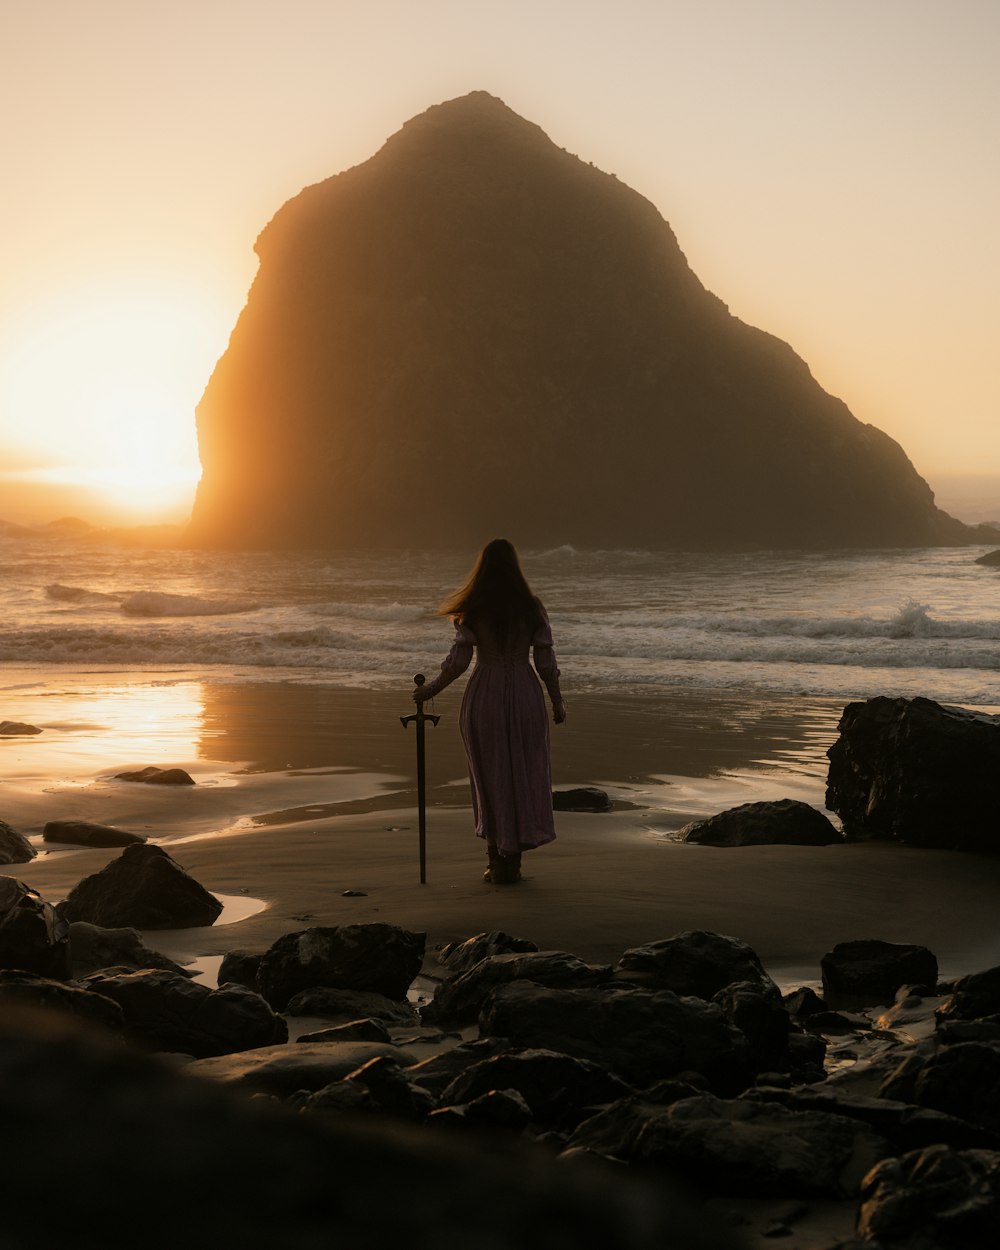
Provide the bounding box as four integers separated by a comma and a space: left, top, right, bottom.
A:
406, 1038, 514, 1098
297, 1019, 392, 1044
423, 950, 613, 1027
428, 1088, 533, 1133
570, 1094, 888, 1197
937, 965, 1000, 1023
217, 948, 263, 990
67, 921, 192, 977
0, 970, 124, 1032
43, 819, 146, 848
783, 986, 826, 1018
825, 696, 1000, 850
333, 1053, 436, 1121
257, 924, 425, 1010
0, 721, 42, 735
440, 1048, 633, 1130
480, 981, 752, 1094
188, 1040, 413, 1098
679, 798, 842, 846
713, 981, 792, 1074
880, 1040, 1000, 1131
114, 766, 195, 785
974, 549, 1000, 566
58, 844, 223, 930
0, 1008, 724, 1250
83, 968, 287, 1057
616, 930, 779, 999
0, 876, 70, 979
0, 819, 36, 865
436, 930, 539, 974
285, 985, 419, 1027
858, 1144, 1000, 1249
552, 788, 612, 812
821, 940, 938, 1009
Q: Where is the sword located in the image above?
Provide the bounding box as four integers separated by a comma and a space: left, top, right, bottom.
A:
400, 673, 440, 884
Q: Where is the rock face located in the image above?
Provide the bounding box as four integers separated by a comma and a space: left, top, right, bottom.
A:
826, 696, 1000, 850
187, 91, 975, 553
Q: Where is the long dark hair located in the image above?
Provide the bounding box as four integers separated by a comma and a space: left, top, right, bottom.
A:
439, 538, 544, 645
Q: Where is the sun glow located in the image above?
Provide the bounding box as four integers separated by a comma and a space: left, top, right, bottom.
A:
0, 276, 230, 522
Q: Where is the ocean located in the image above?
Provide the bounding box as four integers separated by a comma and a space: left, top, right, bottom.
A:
3, 530, 999, 707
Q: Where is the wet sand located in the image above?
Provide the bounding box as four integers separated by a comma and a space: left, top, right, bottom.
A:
5, 670, 1000, 985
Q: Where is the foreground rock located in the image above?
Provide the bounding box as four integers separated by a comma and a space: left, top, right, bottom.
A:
257, 923, 425, 1009
83, 968, 286, 1057
188, 1040, 415, 1097
679, 798, 842, 846
1, 1009, 721, 1250
826, 696, 1000, 850
58, 844, 223, 929
0, 970, 123, 1031
616, 930, 779, 999
0, 819, 36, 864
437, 930, 539, 974
43, 818, 146, 848
821, 940, 939, 1009
68, 920, 191, 977
285, 986, 419, 1028
0, 876, 69, 978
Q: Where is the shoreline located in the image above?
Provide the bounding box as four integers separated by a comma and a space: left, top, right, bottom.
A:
5, 669, 1000, 989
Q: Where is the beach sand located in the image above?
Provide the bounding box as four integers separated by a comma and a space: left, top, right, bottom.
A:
5, 670, 1000, 987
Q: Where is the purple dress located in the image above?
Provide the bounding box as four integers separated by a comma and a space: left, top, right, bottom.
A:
420, 614, 563, 855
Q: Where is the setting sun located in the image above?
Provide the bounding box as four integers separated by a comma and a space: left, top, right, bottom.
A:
0, 276, 233, 522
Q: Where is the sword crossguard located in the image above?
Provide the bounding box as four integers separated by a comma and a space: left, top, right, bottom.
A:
401, 673, 440, 728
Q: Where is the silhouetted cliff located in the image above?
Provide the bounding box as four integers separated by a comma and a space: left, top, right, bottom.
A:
188, 92, 976, 551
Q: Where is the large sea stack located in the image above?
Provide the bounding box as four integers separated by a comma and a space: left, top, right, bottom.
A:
188, 92, 973, 551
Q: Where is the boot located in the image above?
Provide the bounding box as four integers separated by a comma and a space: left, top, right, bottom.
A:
490, 850, 522, 885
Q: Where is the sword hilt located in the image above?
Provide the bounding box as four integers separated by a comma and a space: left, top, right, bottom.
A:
400, 673, 440, 728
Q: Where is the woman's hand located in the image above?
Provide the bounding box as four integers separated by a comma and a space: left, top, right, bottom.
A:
553, 698, 567, 725
413, 686, 428, 704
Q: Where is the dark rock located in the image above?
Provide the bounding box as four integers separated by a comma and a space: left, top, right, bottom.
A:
187, 92, 974, 554
297, 1019, 392, 1044
783, 986, 826, 1018
218, 948, 263, 990
786, 1029, 828, 1075
285, 985, 420, 1027
338, 1053, 436, 1121
405, 1037, 513, 1097
114, 765, 195, 785
975, 549, 1000, 566
423, 950, 612, 1027
937, 1019, 1000, 1046
0, 875, 70, 978
0, 819, 36, 864
437, 929, 539, 973
43, 819, 146, 847
440, 1048, 634, 1130
188, 1040, 413, 1097
858, 1143, 1000, 1249
58, 843, 223, 930
552, 787, 612, 812
0, 970, 124, 1031
616, 930, 779, 999
68, 920, 192, 977
480, 981, 752, 1094
821, 940, 938, 1009
82, 969, 287, 1057
679, 798, 842, 847
803, 1009, 871, 1035
570, 1093, 888, 1196
937, 965, 1000, 1023
1, 1008, 727, 1250
880, 1040, 1000, 1131
429, 1088, 533, 1133
744, 1084, 1000, 1153
258, 923, 425, 1010
825, 696, 1000, 850
0, 720, 42, 735
713, 981, 792, 1074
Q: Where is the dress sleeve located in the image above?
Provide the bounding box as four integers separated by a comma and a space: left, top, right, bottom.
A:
531, 615, 563, 704
420, 621, 475, 698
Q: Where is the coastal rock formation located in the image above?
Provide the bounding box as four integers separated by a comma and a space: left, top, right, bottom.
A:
188, 91, 976, 552
826, 696, 1000, 850
43, 818, 146, 848
679, 798, 842, 846
0, 819, 36, 864
821, 940, 939, 1009
0, 876, 69, 978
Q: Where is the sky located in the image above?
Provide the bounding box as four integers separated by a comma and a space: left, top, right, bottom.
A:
1, 0, 997, 524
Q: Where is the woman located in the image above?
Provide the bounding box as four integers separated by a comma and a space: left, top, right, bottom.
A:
414, 538, 566, 884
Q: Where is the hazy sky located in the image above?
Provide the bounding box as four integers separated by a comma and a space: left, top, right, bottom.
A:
1, 0, 997, 522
